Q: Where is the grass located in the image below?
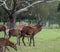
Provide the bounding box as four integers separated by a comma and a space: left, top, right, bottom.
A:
0, 29, 60, 52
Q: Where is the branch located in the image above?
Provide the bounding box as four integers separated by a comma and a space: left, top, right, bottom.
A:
10, 0, 14, 10
2, 5, 10, 15
0, 3, 4, 6
0, 0, 10, 15
0, 1, 5, 6
3, 1, 10, 10
15, 0, 58, 15
0, 0, 11, 10
15, 1, 43, 15
16, 1, 32, 5
0, 0, 16, 15
11, 0, 16, 14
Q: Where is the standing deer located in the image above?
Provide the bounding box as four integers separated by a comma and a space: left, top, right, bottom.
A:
21, 18, 43, 46
6, 23, 29, 46
6, 28, 21, 45
0, 38, 17, 52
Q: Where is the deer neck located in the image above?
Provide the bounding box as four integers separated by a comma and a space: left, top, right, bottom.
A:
36, 24, 42, 30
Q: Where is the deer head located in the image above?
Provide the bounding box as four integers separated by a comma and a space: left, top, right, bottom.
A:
37, 18, 43, 27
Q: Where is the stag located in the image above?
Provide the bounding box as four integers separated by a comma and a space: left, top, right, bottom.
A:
0, 38, 17, 52
21, 18, 43, 46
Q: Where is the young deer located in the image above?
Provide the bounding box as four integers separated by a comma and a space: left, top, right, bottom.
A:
0, 38, 17, 52
21, 18, 43, 46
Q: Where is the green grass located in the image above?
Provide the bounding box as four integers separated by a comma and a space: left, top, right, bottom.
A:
0, 29, 60, 52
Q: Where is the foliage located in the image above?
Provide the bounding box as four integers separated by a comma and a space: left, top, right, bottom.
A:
0, 0, 60, 28
57, 2, 60, 11
46, 1, 60, 27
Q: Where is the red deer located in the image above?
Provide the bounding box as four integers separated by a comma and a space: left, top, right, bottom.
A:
6, 22, 27, 46
6, 28, 21, 45
0, 38, 17, 52
21, 18, 43, 46
0, 24, 7, 37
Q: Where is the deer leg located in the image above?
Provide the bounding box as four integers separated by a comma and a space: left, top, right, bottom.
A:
3, 46, 6, 52
16, 35, 21, 45
27, 36, 29, 42
18, 32, 21, 46
0, 47, 3, 52
22, 36, 26, 46
17, 31, 21, 46
29, 37, 32, 46
17, 38, 20, 46
27, 37, 29, 44
16, 36, 19, 45
6, 35, 11, 40
18, 38, 20, 46
32, 37, 35, 46
5, 31, 10, 39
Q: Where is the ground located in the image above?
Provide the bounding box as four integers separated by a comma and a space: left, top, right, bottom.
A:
0, 29, 60, 52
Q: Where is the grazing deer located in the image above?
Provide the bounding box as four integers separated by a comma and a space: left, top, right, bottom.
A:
21, 18, 43, 46
0, 24, 7, 37
0, 38, 17, 52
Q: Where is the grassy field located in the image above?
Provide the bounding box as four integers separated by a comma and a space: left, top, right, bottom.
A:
0, 29, 60, 52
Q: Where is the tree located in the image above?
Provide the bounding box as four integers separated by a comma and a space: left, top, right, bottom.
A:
57, 2, 60, 11
0, 0, 56, 28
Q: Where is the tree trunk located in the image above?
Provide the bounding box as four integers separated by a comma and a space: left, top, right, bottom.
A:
7, 14, 16, 29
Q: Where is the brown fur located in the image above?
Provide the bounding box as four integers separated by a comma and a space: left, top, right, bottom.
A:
8, 28, 21, 37
0, 38, 17, 52
0, 25, 6, 31
21, 18, 43, 46
6, 28, 21, 45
